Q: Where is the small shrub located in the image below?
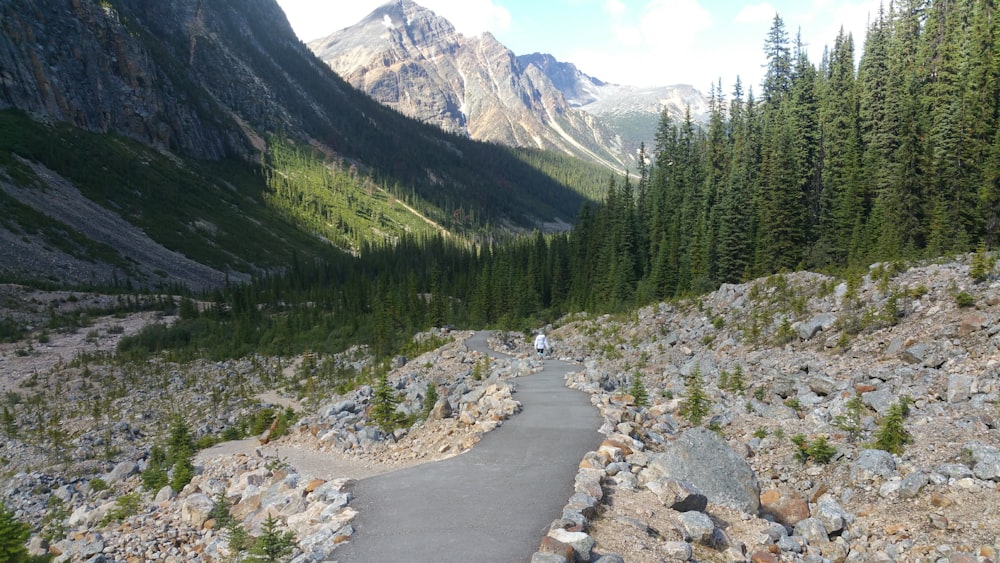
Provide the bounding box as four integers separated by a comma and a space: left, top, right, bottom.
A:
783, 397, 801, 411
955, 291, 975, 308
100, 492, 141, 526
422, 384, 439, 419
753, 427, 767, 439
970, 242, 996, 282
774, 317, 796, 345
791, 434, 837, 464
88, 478, 108, 493
832, 394, 865, 441
870, 397, 913, 454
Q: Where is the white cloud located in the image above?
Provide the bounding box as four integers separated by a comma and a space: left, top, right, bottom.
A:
421, 0, 512, 35
604, 0, 626, 17
636, 0, 711, 53
735, 3, 778, 24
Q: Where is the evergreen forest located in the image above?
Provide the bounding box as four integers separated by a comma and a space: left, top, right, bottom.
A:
121, 0, 1000, 362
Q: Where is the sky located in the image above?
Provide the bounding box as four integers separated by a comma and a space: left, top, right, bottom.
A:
274, 0, 883, 91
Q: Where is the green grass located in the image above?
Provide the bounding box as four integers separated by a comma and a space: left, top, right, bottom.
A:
0, 110, 336, 279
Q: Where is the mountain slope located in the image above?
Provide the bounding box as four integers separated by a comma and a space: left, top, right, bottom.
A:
309, 0, 630, 170
0, 0, 595, 287
518, 53, 710, 151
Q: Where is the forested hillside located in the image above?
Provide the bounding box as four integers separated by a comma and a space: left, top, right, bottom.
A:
119, 0, 1000, 362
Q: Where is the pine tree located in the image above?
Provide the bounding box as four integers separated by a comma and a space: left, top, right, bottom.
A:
0, 502, 29, 563
629, 372, 649, 407
370, 372, 402, 434
682, 365, 710, 426
422, 383, 439, 420
762, 13, 793, 104
248, 514, 296, 562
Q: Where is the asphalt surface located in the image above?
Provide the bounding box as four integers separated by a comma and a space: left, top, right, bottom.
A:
334, 332, 603, 562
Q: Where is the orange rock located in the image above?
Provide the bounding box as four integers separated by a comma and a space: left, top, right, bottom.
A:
602, 438, 634, 456
930, 491, 954, 507
538, 536, 575, 561
855, 384, 877, 393
760, 488, 810, 526
751, 550, 780, 563
884, 523, 909, 535
305, 478, 326, 493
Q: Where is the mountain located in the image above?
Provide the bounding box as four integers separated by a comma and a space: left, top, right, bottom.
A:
308, 1, 709, 167
308, 0, 631, 170
518, 53, 710, 151
0, 0, 595, 288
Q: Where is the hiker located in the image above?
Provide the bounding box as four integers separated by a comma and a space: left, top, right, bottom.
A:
533, 333, 549, 359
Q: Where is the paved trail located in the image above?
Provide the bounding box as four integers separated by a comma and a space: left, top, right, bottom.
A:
334, 332, 602, 562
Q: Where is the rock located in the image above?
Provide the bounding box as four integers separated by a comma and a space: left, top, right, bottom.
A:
849, 449, 897, 484
814, 496, 849, 534
898, 471, 929, 499
760, 488, 810, 526
798, 313, 837, 340
860, 388, 895, 416
430, 397, 454, 420
154, 486, 175, 503
677, 510, 715, 544
965, 441, 1000, 480
641, 427, 760, 513
537, 535, 575, 562
102, 461, 137, 485
662, 541, 693, 560
960, 311, 989, 336
547, 528, 595, 561
793, 517, 829, 544
947, 374, 974, 403
180, 493, 216, 529
646, 478, 708, 513
807, 376, 838, 396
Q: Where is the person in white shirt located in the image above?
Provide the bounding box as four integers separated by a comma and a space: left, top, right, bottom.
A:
533, 333, 549, 359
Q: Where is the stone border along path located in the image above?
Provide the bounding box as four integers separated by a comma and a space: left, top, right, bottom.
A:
334, 331, 603, 562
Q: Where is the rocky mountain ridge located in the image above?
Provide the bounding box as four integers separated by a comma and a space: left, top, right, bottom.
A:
309, 0, 626, 169
3, 256, 1000, 561
309, 0, 706, 170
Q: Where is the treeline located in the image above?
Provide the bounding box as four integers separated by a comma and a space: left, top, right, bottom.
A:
120, 0, 1000, 361
603, 0, 1000, 301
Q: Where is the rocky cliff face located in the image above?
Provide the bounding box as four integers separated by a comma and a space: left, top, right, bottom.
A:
310, 0, 630, 170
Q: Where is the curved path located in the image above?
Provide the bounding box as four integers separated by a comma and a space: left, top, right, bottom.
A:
335, 332, 603, 562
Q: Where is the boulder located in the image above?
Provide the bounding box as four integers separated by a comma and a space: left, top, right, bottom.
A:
793, 517, 829, 544
965, 441, 1000, 481
180, 493, 216, 528
641, 427, 760, 512
102, 461, 137, 485
646, 478, 708, 513
677, 510, 715, 544
760, 488, 809, 526
849, 449, 897, 484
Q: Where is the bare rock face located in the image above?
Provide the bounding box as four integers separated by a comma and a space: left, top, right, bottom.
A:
309, 0, 629, 170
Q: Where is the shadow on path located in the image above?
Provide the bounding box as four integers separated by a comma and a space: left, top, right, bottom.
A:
334, 332, 602, 562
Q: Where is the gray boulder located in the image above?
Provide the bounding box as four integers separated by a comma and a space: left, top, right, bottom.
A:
677, 511, 715, 544
641, 427, 760, 512
850, 449, 897, 484
965, 441, 1000, 480
646, 478, 708, 513
797, 313, 837, 340
102, 461, 137, 485
793, 517, 829, 544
